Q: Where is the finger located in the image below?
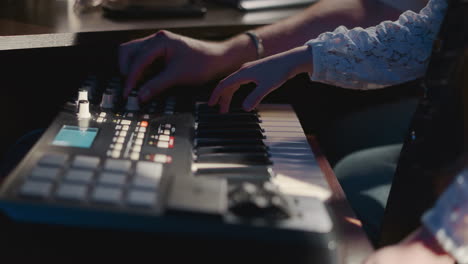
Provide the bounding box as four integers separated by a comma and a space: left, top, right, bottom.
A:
124, 37, 166, 98
137, 69, 175, 103
208, 70, 253, 107
242, 83, 280, 111
119, 38, 144, 75
217, 89, 236, 114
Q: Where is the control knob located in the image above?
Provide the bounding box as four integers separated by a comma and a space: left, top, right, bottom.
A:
126, 91, 140, 112
228, 182, 291, 221
100, 89, 114, 109
77, 100, 91, 119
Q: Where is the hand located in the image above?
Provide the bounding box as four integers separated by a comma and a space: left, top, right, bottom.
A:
119, 30, 242, 103
208, 45, 313, 113
363, 227, 455, 264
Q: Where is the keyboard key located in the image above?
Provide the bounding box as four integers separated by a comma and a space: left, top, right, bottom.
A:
195, 153, 271, 165
91, 186, 122, 204
19, 180, 53, 198
195, 129, 264, 139
127, 190, 157, 208
98, 172, 126, 186
195, 145, 268, 155
64, 169, 94, 184
55, 183, 88, 201
194, 138, 265, 147
103, 159, 131, 173
29, 166, 61, 181
38, 153, 68, 167
72, 155, 100, 170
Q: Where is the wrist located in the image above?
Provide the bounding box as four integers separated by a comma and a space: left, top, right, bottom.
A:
288, 45, 314, 77
219, 33, 259, 74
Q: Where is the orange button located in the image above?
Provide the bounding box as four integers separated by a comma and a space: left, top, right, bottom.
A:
140, 121, 149, 127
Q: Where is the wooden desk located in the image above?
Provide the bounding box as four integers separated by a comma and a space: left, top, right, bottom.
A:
308, 135, 374, 264
0, 0, 302, 50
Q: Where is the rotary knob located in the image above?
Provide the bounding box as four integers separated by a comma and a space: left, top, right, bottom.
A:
100, 89, 114, 109
77, 100, 91, 119
77, 88, 88, 103
125, 91, 140, 112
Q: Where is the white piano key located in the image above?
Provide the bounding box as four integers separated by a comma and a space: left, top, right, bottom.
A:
260, 121, 303, 128
262, 126, 304, 132
264, 131, 307, 138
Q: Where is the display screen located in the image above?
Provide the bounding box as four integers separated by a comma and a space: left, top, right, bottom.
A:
52, 126, 98, 148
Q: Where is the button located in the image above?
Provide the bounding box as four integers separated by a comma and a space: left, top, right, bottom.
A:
164, 124, 172, 129
134, 138, 143, 146
138, 127, 147, 133
126, 113, 134, 118
116, 137, 125, 144
99, 112, 106, 117
158, 135, 170, 142
137, 132, 145, 139
29, 166, 61, 181
55, 183, 88, 201
163, 129, 171, 135
119, 131, 128, 137
136, 161, 163, 177
38, 153, 68, 167
143, 114, 150, 120
98, 172, 126, 186
97, 117, 104, 123
72, 155, 100, 169
127, 190, 156, 208
104, 159, 131, 173
157, 141, 169, 148
111, 143, 123, 150
111, 150, 121, 159
130, 152, 140, 160
64, 169, 94, 184
121, 120, 132, 125
19, 180, 53, 198
122, 125, 130, 131
140, 121, 149, 127
153, 154, 172, 163
133, 161, 163, 189
132, 145, 142, 153
115, 125, 122, 130
91, 186, 122, 204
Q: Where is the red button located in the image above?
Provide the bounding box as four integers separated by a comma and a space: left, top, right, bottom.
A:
140, 121, 149, 127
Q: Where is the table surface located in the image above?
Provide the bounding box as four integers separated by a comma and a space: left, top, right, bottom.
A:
0, 0, 303, 50
0, 1, 374, 263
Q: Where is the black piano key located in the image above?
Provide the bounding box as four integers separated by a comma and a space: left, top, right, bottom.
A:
194, 138, 265, 147
195, 145, 268, 155
195, 153, 272, 165
196, 115, 260, 123
196, 123, 262, 130
196, 103, 256, 114
195, 129, 264, 139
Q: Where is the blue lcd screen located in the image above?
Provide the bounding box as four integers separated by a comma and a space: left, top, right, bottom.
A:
52, 126, 98, 148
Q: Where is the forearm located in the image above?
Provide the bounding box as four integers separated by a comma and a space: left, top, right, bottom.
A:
220, 0, 403, 72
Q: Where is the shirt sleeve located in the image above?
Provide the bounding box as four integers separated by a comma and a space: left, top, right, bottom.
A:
305, 0, 447, 90
422, 169, 468, 264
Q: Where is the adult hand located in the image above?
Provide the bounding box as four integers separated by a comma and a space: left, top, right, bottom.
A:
120, 30, 247, 103
363, 227, 455, 264
208, 45, 313, 113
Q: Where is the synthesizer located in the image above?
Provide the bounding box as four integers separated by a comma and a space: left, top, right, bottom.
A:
0, 75, 337, 261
